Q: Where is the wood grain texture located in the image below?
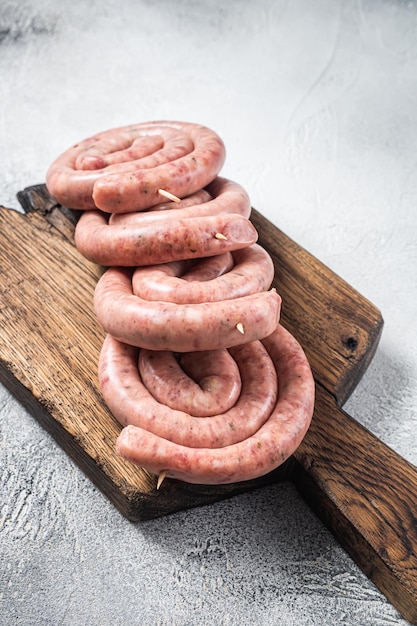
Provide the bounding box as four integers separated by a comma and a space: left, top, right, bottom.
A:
1, 185, 416, 622
250, 209, 383, 406
293, 385, 417, 624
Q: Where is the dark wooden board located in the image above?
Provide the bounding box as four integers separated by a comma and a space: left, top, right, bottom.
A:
1, 184, 417, 622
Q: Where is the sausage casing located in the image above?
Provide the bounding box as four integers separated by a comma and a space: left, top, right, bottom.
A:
46, 121, 226, 212
115, 324, 315, 483
94, 267, 281, 351
99, 335, 278, 448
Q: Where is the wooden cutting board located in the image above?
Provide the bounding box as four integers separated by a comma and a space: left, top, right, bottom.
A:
1, 184, 417, 623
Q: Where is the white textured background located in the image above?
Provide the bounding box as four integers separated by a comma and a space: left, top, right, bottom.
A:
1, 1, 416, 624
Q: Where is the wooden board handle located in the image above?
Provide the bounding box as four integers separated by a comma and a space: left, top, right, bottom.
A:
293, 384, 417, 624
250, 209, 383, 406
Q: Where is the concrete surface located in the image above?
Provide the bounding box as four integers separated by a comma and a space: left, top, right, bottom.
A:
1, 1, 416, 624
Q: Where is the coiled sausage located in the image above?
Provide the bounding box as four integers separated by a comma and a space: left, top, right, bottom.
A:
74, 177, 252, 266
94, 266, 281, 351
108, 178, 251, 225
46, 121, 226, 212
75, 211, 257, 267
115, 324, 315, 484
99, 334, 278, 448
131, 244, 274, 304
138, 348, 242, 416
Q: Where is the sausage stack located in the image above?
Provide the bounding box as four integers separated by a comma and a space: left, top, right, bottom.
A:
46, 121, 315, 486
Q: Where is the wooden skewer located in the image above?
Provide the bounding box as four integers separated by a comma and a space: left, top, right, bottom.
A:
158, 189, 181, 203
156, 470, 168, 490
215, 232, 228, 240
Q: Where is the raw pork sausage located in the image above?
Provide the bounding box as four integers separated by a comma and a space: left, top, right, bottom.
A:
110, 188, 213, 220
93, 266, 281, 351
75, 211, 258, 267
131, 244, 274, 304
108, 177, 251, 224
74, 177, 252, 266
138, 348, 242, 416
98, 334, 278, 448
46, 121, 226, 212
115, 324, 315, 484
